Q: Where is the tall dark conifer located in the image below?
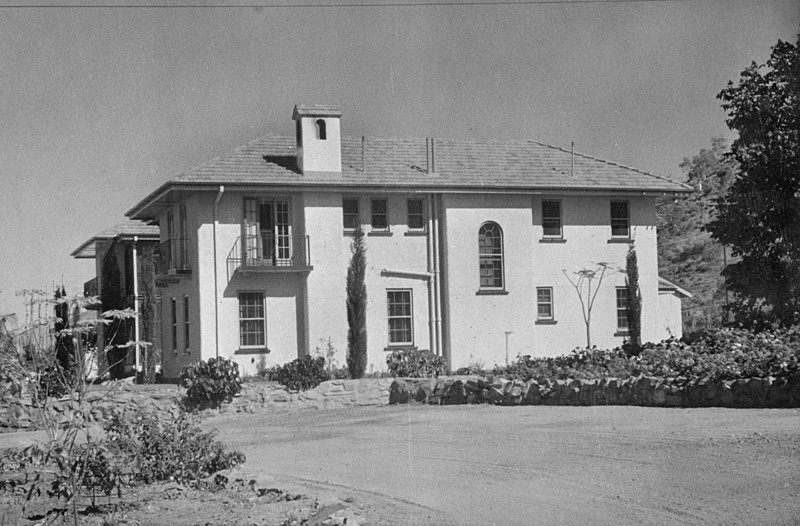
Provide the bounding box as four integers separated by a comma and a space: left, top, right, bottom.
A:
625, 246, 642, 350
346, 225, 367, 379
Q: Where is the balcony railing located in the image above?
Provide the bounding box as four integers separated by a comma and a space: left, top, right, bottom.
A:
227, 234, 312, 280
156, 239, 191, 276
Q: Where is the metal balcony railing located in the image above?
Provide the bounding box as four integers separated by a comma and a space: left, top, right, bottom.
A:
227, 234, 311, 280
156, 238, 191, 276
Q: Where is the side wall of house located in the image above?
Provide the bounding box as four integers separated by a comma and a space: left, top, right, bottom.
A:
442, 193, 660, 370
657, 292, 684, 341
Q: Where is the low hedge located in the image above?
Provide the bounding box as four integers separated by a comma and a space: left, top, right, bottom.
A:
492, 326, 800, 383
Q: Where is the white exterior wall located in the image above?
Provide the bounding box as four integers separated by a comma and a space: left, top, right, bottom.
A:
443, 193, 660, 370
657, 292, 684, 340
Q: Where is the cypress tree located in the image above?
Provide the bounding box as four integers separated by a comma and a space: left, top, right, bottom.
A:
346, 225, 368, 379
625, 245, 642, 351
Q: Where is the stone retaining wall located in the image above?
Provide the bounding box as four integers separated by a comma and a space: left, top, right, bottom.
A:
1, 379, 394, 431
389, 374, 800, 408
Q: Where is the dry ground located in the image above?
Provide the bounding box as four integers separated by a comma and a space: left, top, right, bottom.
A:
2, 405, 799, 525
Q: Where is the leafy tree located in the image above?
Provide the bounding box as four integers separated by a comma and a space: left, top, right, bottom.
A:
346, 225, 368, 378
707, 34, 800, 326
625, 245, 642, 350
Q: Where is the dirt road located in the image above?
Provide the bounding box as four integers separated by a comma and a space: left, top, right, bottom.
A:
208, 404, 800, 525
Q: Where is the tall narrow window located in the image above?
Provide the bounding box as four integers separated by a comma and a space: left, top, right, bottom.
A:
542, 200, 562, 238
179, 204, 188, 269
371, 198, 388, 231
183, 295, 190, 353
387, 290, 413, 346
616, 287, 629, 332
316, 119, 326, 140
478, 222, 504, 289
239, 292, 265, 348
296, 119, 302, 146
170, 297, 177, 354
407, 198, 425, 230
611, 201, 630, 238
166, 211, 175, 271
343, 198, 359, 230
536, 287, 554, 321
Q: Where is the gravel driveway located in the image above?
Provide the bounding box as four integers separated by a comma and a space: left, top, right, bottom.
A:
207, 404, 800, 525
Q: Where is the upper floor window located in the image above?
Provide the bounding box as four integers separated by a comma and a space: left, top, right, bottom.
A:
296, 120, 302, 146
316, 119, 326, 140
407, 198, 425, 230
478, 222, 504, 289
616, 287, 629, 332
178, 204, 189, 269
343, 198, 359, 230
611, 201, 630, 238
371, 198, 388, 231
542, 200, 562, 238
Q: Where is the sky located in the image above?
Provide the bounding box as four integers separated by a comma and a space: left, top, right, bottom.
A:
1, 0, 798, 319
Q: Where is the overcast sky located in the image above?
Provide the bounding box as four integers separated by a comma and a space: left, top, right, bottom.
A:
1, 0, 798, 318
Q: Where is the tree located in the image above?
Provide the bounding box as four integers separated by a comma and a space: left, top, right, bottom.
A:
658, 138, 737, 331
625, 245, 642, 351
707, 34, 800, 326
563, 262, 612, 347
346, 225, 368, 378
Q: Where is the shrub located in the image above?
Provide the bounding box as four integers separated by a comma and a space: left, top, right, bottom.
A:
103, 405, 246, 485
179, 357, 242, 409
386, 349, 445, 378
272, 355, 329, 391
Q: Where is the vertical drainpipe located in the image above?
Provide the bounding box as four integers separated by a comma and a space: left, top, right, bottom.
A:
212, 185, 225, 359
132, 235, 140, 381
432, 195, 443, 364
426, 194, 437, 356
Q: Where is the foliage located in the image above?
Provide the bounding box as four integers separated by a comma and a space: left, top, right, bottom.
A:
563, 263, 613, 347
624, 245, 642, 351
313, 336, 347, 379
179, 357, 242, 409
103, 405, 246, 485
386, 348, 445, 378
493, 326, 800, 383
657, 137, 737, 331
707, 34, 800, 326
271, 355, 330, 391
346, 225, 368, 379
138, 245, 160, 384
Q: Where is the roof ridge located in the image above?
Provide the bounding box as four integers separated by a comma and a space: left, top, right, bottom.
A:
529, 141, 690, 189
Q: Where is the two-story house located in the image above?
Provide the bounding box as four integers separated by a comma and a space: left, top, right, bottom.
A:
125, 105, 691, 379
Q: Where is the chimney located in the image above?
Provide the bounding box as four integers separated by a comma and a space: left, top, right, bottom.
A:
292, 104, 342, 175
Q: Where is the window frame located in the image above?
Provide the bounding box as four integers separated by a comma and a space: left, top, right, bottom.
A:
478, 221, 505, 291
238, 291, 266, 349
370, 198, 389, 232
387, 289, 414, 346
610, 200, 630, 238
407, 198, 426, 231
616, 287, 629, 333
183, 295, 190, 354
541, 200, 563, 238
316, 119, 327, 140
536, 287, 554, 321
342, 197, 360, 231
178, 203, 189, 270
170, 297, 177, 355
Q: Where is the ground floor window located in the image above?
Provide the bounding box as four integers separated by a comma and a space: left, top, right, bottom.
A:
536, 287, 554, 320
616, 287, 629, 332
183, 295, 190, 354
239, 292, 266, 347
170, 297, 177, 354
387, 289, 413, 345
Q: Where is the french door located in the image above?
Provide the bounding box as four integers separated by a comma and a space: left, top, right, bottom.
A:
243, 197, 292, 266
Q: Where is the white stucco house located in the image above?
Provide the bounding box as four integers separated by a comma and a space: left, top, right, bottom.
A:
123, 105, 692, 379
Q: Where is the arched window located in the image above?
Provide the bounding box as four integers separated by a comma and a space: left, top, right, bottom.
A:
478, 222, 504, 289
316, 119, 327, 140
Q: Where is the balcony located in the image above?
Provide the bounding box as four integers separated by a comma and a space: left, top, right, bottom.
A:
227, 233, 312, 280
156, 239, 192, 277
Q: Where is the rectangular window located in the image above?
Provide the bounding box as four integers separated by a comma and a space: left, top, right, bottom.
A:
611, 201, 630, 238
343, 198, 359, 230
239, 292, 265, 348
166, 211, 175, 270
170, 297, 177, 354
542, 200, 562, 238
536, 287, 554, 320
183, 295, 190, 353
179, 204, 188, 269
387, 290, 413, 345
616, 288, 629, 332
371, 198, 388, 231
407, 198, 425, 230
